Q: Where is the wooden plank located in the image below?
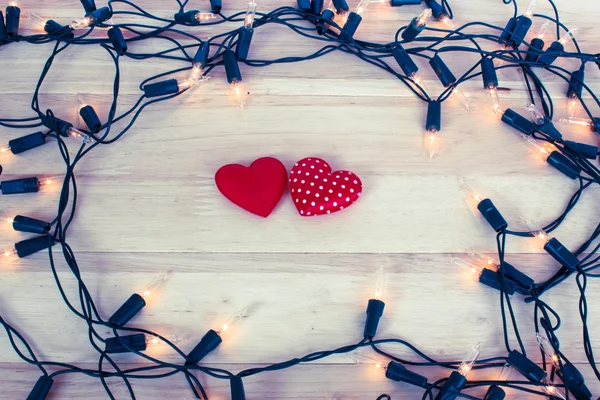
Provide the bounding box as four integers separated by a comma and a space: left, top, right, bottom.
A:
0, 253, 596, 365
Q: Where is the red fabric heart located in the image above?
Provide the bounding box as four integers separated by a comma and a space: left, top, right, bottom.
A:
215, 157, 288, 218
289, 157, 362, 217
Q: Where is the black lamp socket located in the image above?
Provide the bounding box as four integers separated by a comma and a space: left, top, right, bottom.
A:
186, 329, 223, 365
8, 132, 46, 154
434, 370, 467, 400
143, 79, 179, 98
429, 55, 456, 87
477, 198, 507, 232
26, 375, 54, 400
108, 293, 146, 327
236, 27, 253, 61
108, 27, 127, 55
507, 350, 547, 383
364, 299, 385, 338
1, 177, 40, 195
12, 215, 51, 235
15, 235, 55, 258
544, 237, 579, 270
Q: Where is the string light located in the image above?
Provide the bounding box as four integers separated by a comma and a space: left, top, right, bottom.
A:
1, 1, 599, 400
141, 271, 170, 301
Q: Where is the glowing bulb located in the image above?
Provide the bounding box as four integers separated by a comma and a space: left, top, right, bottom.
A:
489, 88, 501, 115
559, 28, 577, 45
524, 0, 537, 18
452, 88, 471, 111
8, 1, 17, 7
451, 257, 484, 279
2, 248, 18, 262
459, 178, 484, 204
522, 134, 555, 160
244, 1, 257, 29
194, 12, 218, 22
349, 351, 387, 370
558, 117, 593, 127
190, 64, 204, 82
409, 72, 429, 94
536, 21, 550, 40
495, 107, 505, 119
38, 177, 56, 187
75, 93, 88, 111
525, 102, 545, 126
536, 333, 561, 368
7, 218, 14, 224
356, 0, 371, 15
69, 16, 93, 29
543, 382, 566, 399
374, 266, 386, 300
568, 96, 579, 118
231, 80, 248, 109
26, 12, 49, 30
0, 144, 11, 153
146, 334, 190, 346
141, 272, 170, 300
457, 343, 480, 377
425, 128, 437, 160
66, 127, 92, 144
415, 8, 432, 28
440, 14, 456, 30
520, 216, 550, 243
217, 307, 248, 335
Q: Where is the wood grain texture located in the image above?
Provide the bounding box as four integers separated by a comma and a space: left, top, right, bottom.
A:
1, 0, 600, 398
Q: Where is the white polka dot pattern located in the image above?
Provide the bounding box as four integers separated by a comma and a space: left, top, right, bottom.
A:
289, 157, 362, 217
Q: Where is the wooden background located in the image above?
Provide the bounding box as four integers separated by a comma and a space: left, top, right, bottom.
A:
1, 0, 600, 398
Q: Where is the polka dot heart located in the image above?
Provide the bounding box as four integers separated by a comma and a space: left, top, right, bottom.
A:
289, 157, 362, 217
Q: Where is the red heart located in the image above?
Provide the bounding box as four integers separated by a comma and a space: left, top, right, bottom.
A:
215, 157, 288, 218
289, 157, 362, 217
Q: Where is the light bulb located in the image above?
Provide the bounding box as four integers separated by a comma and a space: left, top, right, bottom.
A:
7, 217, 14, 224
465, 249, 497, 269
409, 72, 429, 93
459, 177, 484, 204
2, 248, 18, 263
536, 333, 561, 368
194, 12, 218, 22
146, 334, 191, 346
374, 266, 386, 300
522, 134, 555, 160
452, 88, 471, 111
525, 102, 545, 126
69, 16, 93, 29
543, 382, 566, 399
349, 351, 387, 371
497, 363, 512, 381
520, 216, 550, 243
0, 144, 11, 153
440, 14, 456, 30
457, 343, 480, 377
8, 1, 17, 6
217, 306, 248, 335
568, 96, 579, 118
494, 107, 505, 119
26, 12, 49, 30
141, 272, 170, 300
415, 8, 432, 28
558, 117, 593, 127
524, 0, 537, 18
75, 93, 88, 112
231, 80, 248, 109
356, 0, 370, 15
244, 1, 257, 29
536, 21, 550, 40
451, 257, 485, 280
425, 128, 437, 160
489, 88, 501, 115
190, 64, 204, 82
66, 127, 92, 144
38, 177, 58, 187
559, 28, 577, 45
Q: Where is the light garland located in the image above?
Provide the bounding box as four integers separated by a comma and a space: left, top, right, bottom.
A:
0, 0, 599, 399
